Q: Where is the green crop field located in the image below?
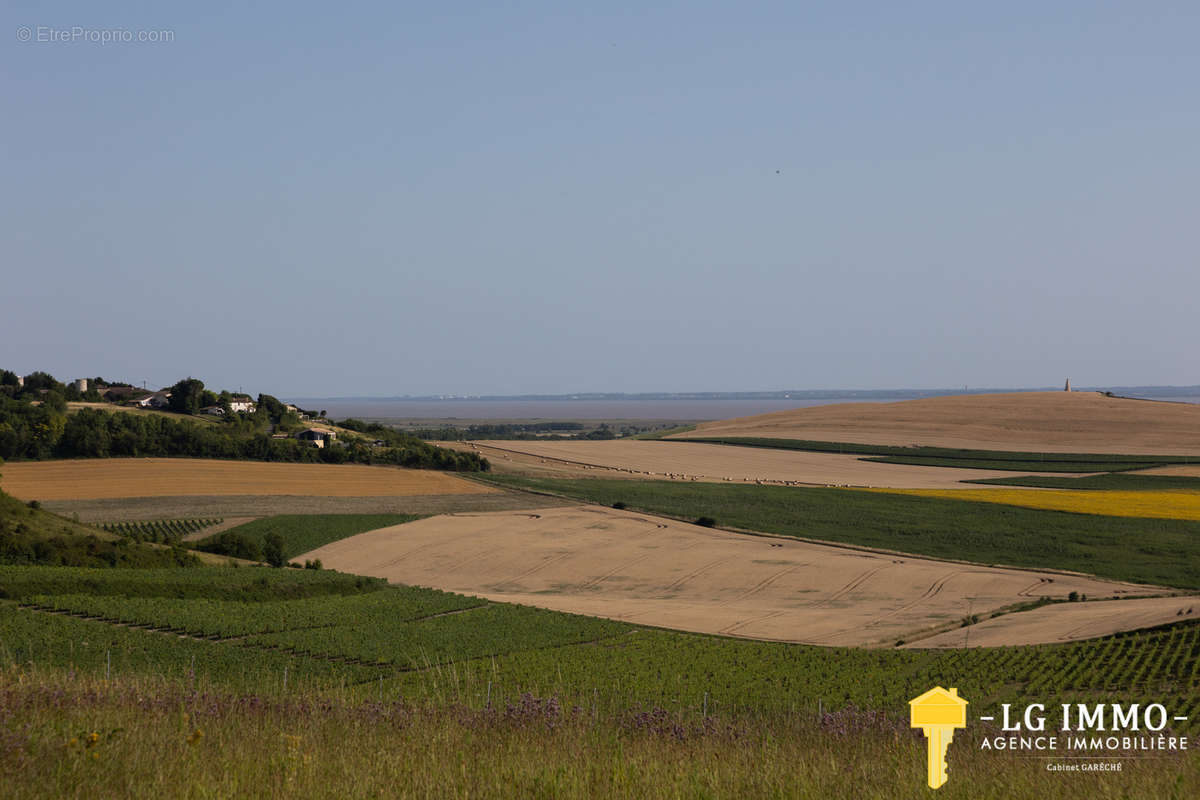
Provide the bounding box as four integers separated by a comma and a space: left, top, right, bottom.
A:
193, 514, 422, 560
481, 475, 1200, 589
0, 565, 385, 602
862, 455, 1156, 471
964, 473, 1200, 490
101, 518, 223, 544
1, 566, 1197, 722
22, 587, 482, 639
0, 604, 381, 693
246, 603, 626, 667
2, 564, 1197, 798
678, 436, 1198, 472
384, 621, 1200, 724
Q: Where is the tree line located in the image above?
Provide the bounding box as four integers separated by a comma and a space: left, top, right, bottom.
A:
0, 371, 487, 472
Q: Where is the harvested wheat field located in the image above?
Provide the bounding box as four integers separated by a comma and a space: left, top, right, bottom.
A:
868, 488, 1200, 521
457, 440, 1079, 489
904, 596, 1199, 648
300, 505, 1172, 648
674, 391, 1200, 455
1136, 465, 1200, 478
0, 458, 498, 501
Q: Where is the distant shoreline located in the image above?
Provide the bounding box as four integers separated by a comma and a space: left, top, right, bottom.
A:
288, 389, 1200, 424
289, 385, 1200, 403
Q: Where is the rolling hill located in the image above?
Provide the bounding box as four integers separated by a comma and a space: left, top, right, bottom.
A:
672, 391, 1200, 455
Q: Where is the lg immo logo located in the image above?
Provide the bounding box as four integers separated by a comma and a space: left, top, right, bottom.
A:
909, 687, 968, 789
909, 686, 1192, 790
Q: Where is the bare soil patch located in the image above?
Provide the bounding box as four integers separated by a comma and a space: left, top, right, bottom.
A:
300, 506, 1169, 648
674, 392, 1200, 455
904, 596, 1199, 647
0, 459, 497, 501
454, 440, 1081, 489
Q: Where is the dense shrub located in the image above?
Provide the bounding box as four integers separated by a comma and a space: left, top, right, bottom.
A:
194, 532, 263, 562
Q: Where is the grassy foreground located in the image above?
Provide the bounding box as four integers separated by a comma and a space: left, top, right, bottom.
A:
2, 669, 1196, 800
484, 475, 1200, 589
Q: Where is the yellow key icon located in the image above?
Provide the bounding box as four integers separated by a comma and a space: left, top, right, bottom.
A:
909, 687, 968, 789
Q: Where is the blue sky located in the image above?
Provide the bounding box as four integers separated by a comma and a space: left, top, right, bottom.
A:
4, 2, 1197, 396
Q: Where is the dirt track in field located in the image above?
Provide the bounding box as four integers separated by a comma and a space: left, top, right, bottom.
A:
673, 391, 1200, 455
904, 596, 1199, 647
0, 458, 498, 501
450, 440, 1084, 489
300, 505, 1175, 648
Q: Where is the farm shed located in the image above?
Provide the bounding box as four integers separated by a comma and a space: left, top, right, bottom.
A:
296, 428, 337, 448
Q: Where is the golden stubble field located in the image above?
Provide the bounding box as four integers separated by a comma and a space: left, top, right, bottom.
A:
0, 458, 500, 501
300, 506, 1190, 648
449, 440, 1080, 489
673, 391, 1200, 455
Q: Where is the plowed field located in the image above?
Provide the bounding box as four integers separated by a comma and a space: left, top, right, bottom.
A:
673, 391, 1200, 455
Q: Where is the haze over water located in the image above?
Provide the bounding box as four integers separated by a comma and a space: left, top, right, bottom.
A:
299, 392, 1200, 423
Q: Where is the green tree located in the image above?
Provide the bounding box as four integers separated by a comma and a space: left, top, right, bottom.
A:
263, 532, 285, 567
256, 394, 290, 426
168, 378, 206, 415
42, 391, 67, 414
21, 371, 63, 393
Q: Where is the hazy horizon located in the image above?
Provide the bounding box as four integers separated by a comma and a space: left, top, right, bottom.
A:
285, 383, 1200, 401
5, 3, 1197, 396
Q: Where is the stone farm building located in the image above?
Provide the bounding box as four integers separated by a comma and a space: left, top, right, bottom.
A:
296, 428, 337, 448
